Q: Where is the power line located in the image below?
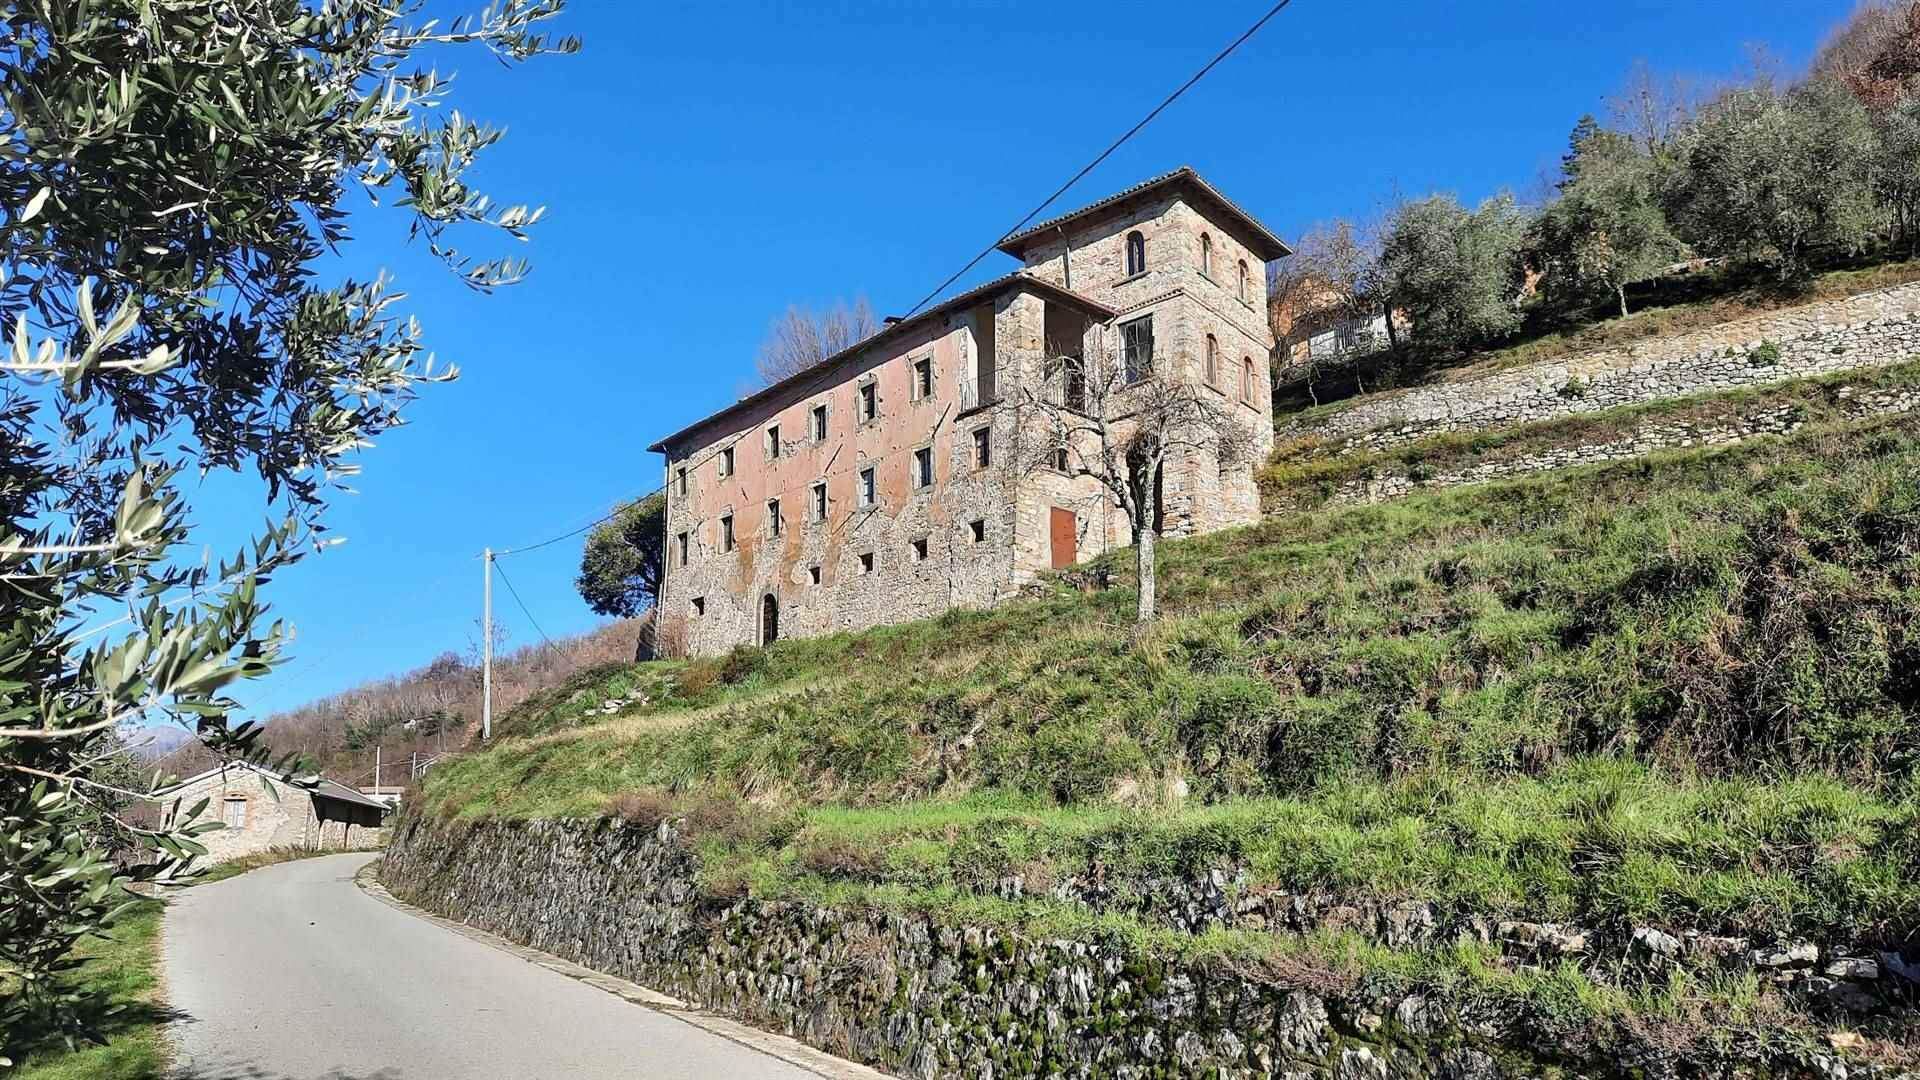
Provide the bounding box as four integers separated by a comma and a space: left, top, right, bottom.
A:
490, 558, 555, 649
492, 485, 664, 558
901, 0, 1297, 320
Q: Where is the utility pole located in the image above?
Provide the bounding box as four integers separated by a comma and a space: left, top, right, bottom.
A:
375, 745, 381, 793
482, 546, 493, 741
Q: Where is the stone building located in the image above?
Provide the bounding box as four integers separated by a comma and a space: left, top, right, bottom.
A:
144, 762, 391, 864
648, 168, 1288, 656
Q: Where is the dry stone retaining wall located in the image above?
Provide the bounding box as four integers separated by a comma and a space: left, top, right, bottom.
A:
1276, 384, 1920, 510
1293, 282, 1920, 452
382, 814, 1911, 1080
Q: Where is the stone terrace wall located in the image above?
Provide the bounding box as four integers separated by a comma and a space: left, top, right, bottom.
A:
1293, 282, 1920, 451
382, 814, 1908, 1080
1274, 383, 1920, 511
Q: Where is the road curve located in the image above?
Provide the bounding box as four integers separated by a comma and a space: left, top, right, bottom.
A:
162, 851, 820, 1080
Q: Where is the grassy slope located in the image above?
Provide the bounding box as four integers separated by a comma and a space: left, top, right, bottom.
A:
424, 409, 1920, 954
1263, 357, 1920, 504
11, 903, 166, 1080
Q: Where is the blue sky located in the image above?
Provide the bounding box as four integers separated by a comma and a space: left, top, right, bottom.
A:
207, 0, 1856, 720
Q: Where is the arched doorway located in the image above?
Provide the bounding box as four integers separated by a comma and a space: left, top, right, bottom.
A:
760, 592, 779, 646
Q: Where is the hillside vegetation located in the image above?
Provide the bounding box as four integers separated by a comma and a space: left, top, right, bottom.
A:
421, 407, 1920, 959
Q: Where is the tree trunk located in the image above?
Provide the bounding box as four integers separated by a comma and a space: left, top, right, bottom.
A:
1616, 282, 1630, 319
1134, 458, 1160, 629
1135, 518, 1156, 627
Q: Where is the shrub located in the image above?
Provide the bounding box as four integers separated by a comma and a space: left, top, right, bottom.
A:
608, 789, 673, 828
1747, 341, 1782, 367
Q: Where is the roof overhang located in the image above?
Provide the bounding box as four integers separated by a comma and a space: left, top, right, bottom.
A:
997, 166, 1292, 263
646, 273, 1114, 455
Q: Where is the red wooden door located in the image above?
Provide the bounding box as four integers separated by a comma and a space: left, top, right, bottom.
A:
1049, 507, 1077, 569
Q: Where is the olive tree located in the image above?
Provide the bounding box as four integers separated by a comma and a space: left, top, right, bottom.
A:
1534, 118, 1685, 317
1377, 192, 1530, 351
1664, 79, 1880, 280
0, 0, 575, 1059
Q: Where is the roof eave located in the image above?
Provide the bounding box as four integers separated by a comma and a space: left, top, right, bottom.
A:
647, 275, 1114, 455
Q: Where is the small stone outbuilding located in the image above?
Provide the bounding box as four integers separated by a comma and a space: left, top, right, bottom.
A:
144, 762, 392, 864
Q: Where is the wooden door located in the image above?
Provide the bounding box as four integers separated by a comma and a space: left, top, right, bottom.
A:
1049, 507, 1077, 569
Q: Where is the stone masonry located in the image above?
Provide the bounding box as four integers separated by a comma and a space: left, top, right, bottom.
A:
651, 168, 1285, 657
146, 764, 382, 863
384, 814, 1915, 1080
1291, 280, 1920, 452
1274, 381, 1920, 510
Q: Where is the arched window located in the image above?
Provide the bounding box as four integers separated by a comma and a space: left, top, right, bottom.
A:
1125, 231, 1146, 276
1241, 357, 1256, 403
1237, 260, 1249, 303
1204, 334, 1218, 385
1200, 233, 1213, 277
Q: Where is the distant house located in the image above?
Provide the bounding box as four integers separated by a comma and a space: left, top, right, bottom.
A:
144, 762, 392, 864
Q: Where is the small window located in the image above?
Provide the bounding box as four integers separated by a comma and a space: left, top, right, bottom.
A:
766, 498, 781, 537
808, 565, 821, 585
1237, 259, 1249, 303
1242, 357, 1255, 403
720, 514, 734, 552
858, 382, 878, 422
913, 446, 934, 490
969, 519, 986, 543
1050, 445, 1070, 472
1200, 233, 1213, 277
1121, 316, 1154, 382
858, 466, 876, 507
1205, 334, 1219, 385
691, 595, 706, 616
718, 446, 734, 479
912, 357, 933, 400
675, 466, 688, 498
811, 403, 828, 441
1062, 355, 1087, 412
1125, 230, 1146, 276
911, 537, 929, 562
222, 795, 247, 829
859, 551, 875, 574
811, 481, 828, 521
676, 530, 690, 565
972, 427, 991, 468
766, 424, 781, 459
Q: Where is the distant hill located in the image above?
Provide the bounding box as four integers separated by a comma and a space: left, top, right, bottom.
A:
150, 619, 645, 786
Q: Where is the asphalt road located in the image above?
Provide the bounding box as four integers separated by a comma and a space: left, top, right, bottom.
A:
162, 852, 822, 1080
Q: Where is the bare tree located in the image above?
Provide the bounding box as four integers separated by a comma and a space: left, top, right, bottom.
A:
754, 297, 880, 386
1020, 332, 1255, 630
1815, 1, 1920, 108
1268, 218, 1392, 400
1608, 59, 1708, 154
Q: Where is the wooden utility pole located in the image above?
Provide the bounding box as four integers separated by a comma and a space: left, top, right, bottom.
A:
482, 547, 494, 741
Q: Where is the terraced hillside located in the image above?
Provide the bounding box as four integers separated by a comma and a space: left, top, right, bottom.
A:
404, 382, 1920, 1072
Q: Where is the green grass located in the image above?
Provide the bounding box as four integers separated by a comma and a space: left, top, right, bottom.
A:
1262, 357, 1920, 505
9, 903, 166, 1080
421, 409, 1920, 954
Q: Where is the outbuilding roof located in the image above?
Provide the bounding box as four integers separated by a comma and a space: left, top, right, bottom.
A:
996, 166, 1291, 262
148, 761, 392, 814
646, 272, 1114, 455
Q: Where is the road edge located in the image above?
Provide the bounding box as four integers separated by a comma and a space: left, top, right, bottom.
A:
353, 858, 894, 1080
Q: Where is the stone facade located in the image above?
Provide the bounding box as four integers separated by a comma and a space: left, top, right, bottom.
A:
1290, 280, 1920, 451
383, 815, 1913, 1080
651, 168, 1284, 656
146, 764, 384, 863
